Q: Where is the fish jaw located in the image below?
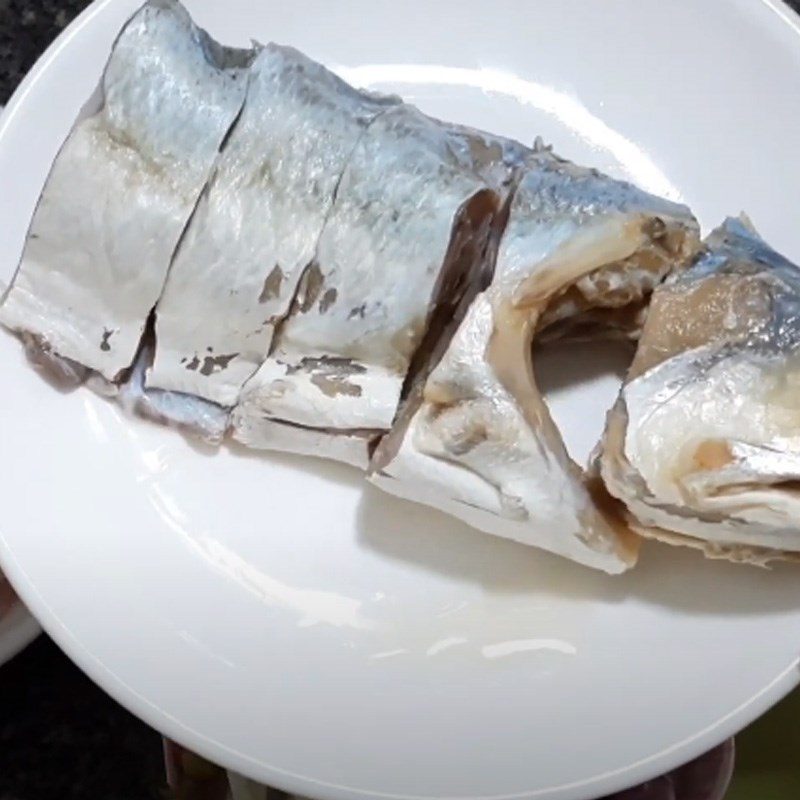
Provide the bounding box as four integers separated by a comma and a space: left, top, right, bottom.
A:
600, 217, 800, 558
0, 0, 253, 382
147, 44, 399, 408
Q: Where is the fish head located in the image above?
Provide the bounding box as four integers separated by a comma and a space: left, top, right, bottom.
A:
601, 217, 800, 556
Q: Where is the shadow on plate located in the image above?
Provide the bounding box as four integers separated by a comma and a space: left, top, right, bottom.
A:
533, 335, 633, 396
356, 469, 800, 617
54, 325, 800, 619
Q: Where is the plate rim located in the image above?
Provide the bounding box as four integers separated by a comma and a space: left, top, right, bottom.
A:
760, 0, 800, 32
1, 1, 800, 798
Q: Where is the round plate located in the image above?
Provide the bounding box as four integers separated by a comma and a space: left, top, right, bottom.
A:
2, 1, 800, 798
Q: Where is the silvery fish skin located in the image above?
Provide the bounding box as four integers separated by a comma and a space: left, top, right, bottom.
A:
230, 107, 521, 468
0, 0, 253, 382
147, 44, 399, 409
372, 148, 700, 574
600, 217, 800, 564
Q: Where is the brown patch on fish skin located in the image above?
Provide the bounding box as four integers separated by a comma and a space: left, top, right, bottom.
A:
21, 332, 88, 390
186, 356, 201, 372
319, 288, 338, 314
100, 328, 114, 352
629, 274, 772, 380
284, 356, 366, 398
584, 477, 641, 565
425, 401, 452, 421
286, 356, 367, 377
642, 216, 667, 242
692, 440, 734, 472
644, 216, 692, 257
199, 353, 238, 376
297, 262, 325, 313
467, 137, 504, 171
390, 316, 427, 363
311, 375, 363, 398
259, 265, 283, 303
423, 381, 459, 407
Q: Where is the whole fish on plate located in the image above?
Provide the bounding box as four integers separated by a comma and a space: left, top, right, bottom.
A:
599, 217, 800, 565
0, 0, 254, 385
0, 0, 720, 573
371, 147, 700, 573
146, 44, 399, 411
230, 108, 523, 468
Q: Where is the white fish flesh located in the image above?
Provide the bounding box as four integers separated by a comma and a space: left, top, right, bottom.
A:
372, 148, 700, 573
0, 0, 253, 382
600, 217, 800, 564
147, 44, 399, 408
231, 108, 521, 467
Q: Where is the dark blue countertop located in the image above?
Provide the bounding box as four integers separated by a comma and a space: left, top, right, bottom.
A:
1, 1, 90, 104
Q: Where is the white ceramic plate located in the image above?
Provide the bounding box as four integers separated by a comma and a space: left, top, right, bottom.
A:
0, 602, 41, 667
2, 1, 800, 798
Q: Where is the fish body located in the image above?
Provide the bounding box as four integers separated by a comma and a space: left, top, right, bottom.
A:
373, 149, 700, 573
0, 0, 253, 382
147, 44, 399, 408
231, 107, 519, 466
2, 0, 738, 574
600, 217, 800, 562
